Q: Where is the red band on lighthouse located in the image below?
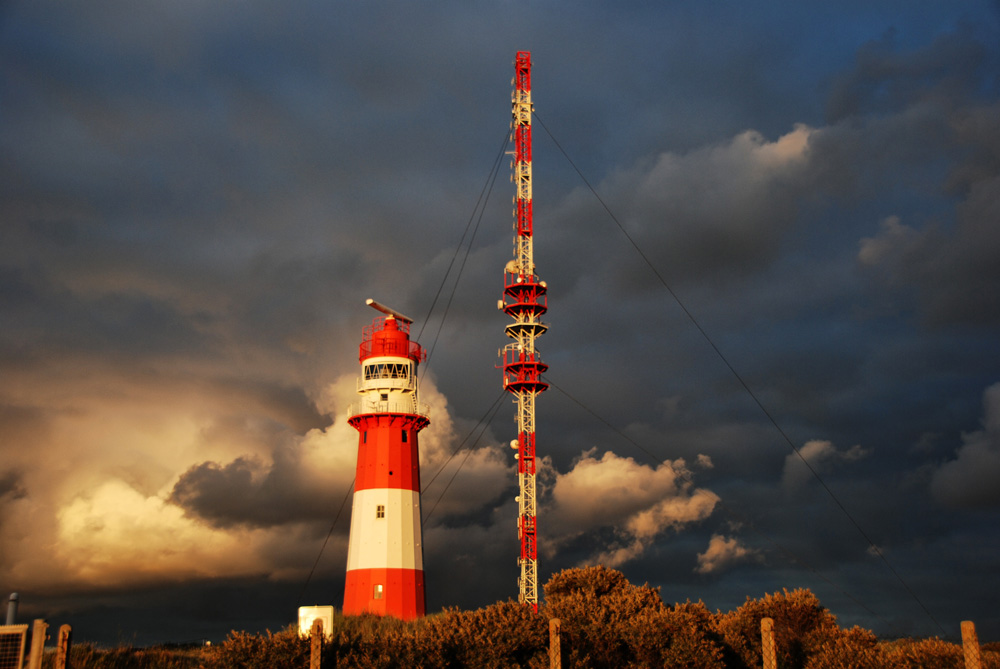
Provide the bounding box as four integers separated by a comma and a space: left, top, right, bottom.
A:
345, 306, 429, 619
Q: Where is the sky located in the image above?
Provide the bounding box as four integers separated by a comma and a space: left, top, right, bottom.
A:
2, 0, 1000, 647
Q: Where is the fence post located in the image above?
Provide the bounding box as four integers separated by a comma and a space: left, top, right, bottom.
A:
310, 618, 323, 669
761, 617, 777, 669
55, 624, 72, 669
549, 618, 561, 669
26, 619, 48, 669
962, 620, 982, 669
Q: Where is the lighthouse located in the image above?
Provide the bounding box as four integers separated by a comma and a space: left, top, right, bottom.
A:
344, 299, 430, 619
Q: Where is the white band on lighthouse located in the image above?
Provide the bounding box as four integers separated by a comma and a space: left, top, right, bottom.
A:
345, 488, 423, 571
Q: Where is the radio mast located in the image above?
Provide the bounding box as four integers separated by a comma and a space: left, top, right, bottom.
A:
499, 50, 548, 611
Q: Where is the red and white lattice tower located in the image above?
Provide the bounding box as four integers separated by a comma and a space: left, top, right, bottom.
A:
344, 299, 429, 619
500, 50, 548, 611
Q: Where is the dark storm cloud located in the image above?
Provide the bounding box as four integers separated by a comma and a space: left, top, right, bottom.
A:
171, 448, 339, 529
817, 28, 1000, 326
592, 125, 817, 284
826, 25, 993, 123
537, 28, 997, 337
930, 383, 1000, 508
0, 470, 26, 503
859, 179, 1000, 326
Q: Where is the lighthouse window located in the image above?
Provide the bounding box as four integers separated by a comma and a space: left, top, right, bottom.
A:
364, 363, 411, 380
376, 505, 385, 519
373, 584, 383, 599
401, 430, 408, 443
363, 431, 367, 443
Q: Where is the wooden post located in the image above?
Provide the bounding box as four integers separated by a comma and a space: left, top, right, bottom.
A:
55, 624, 72, 669
549, 618, 561, 669
26, 619, 48, 669
761, 617, 777, 669
310, 618, 323, 669
962, 620, 982, 669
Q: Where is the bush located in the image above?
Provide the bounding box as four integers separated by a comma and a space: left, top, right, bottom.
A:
201, 627, 307, 669
713, 588, 840, 668
327, 617, 417, 668
57, 577, 996, 669
541, 566, 724, 668
544, 564, 637, 604
543, 566, 665, 668
44, 643, 206, 669
414, 600, 547, 668
202, 605, 545, 669
804, 626, 887, 669
623, 600, 727, 669
882, 637, 964, 669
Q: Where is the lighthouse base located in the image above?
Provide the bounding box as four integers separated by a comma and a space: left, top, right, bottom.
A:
343, 568, 425, 620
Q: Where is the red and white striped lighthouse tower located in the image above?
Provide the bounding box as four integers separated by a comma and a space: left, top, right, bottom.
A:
344, 298, 429, 619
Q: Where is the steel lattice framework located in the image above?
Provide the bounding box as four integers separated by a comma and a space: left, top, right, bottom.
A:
500, 50, 548, 611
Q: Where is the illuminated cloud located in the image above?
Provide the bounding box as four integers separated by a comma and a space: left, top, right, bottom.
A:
545, 450, 719, 567
169, 376, 360, 529
588, 124, 819, 283
0, 372, 332, 592
858, 215, 918, 267
55, 479, 265, 586
782, 440, 871, 492
421, 446, 511, 521
695, 534, 761, 575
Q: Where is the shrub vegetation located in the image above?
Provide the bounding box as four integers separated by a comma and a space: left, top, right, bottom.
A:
46, 567, 1000, 668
